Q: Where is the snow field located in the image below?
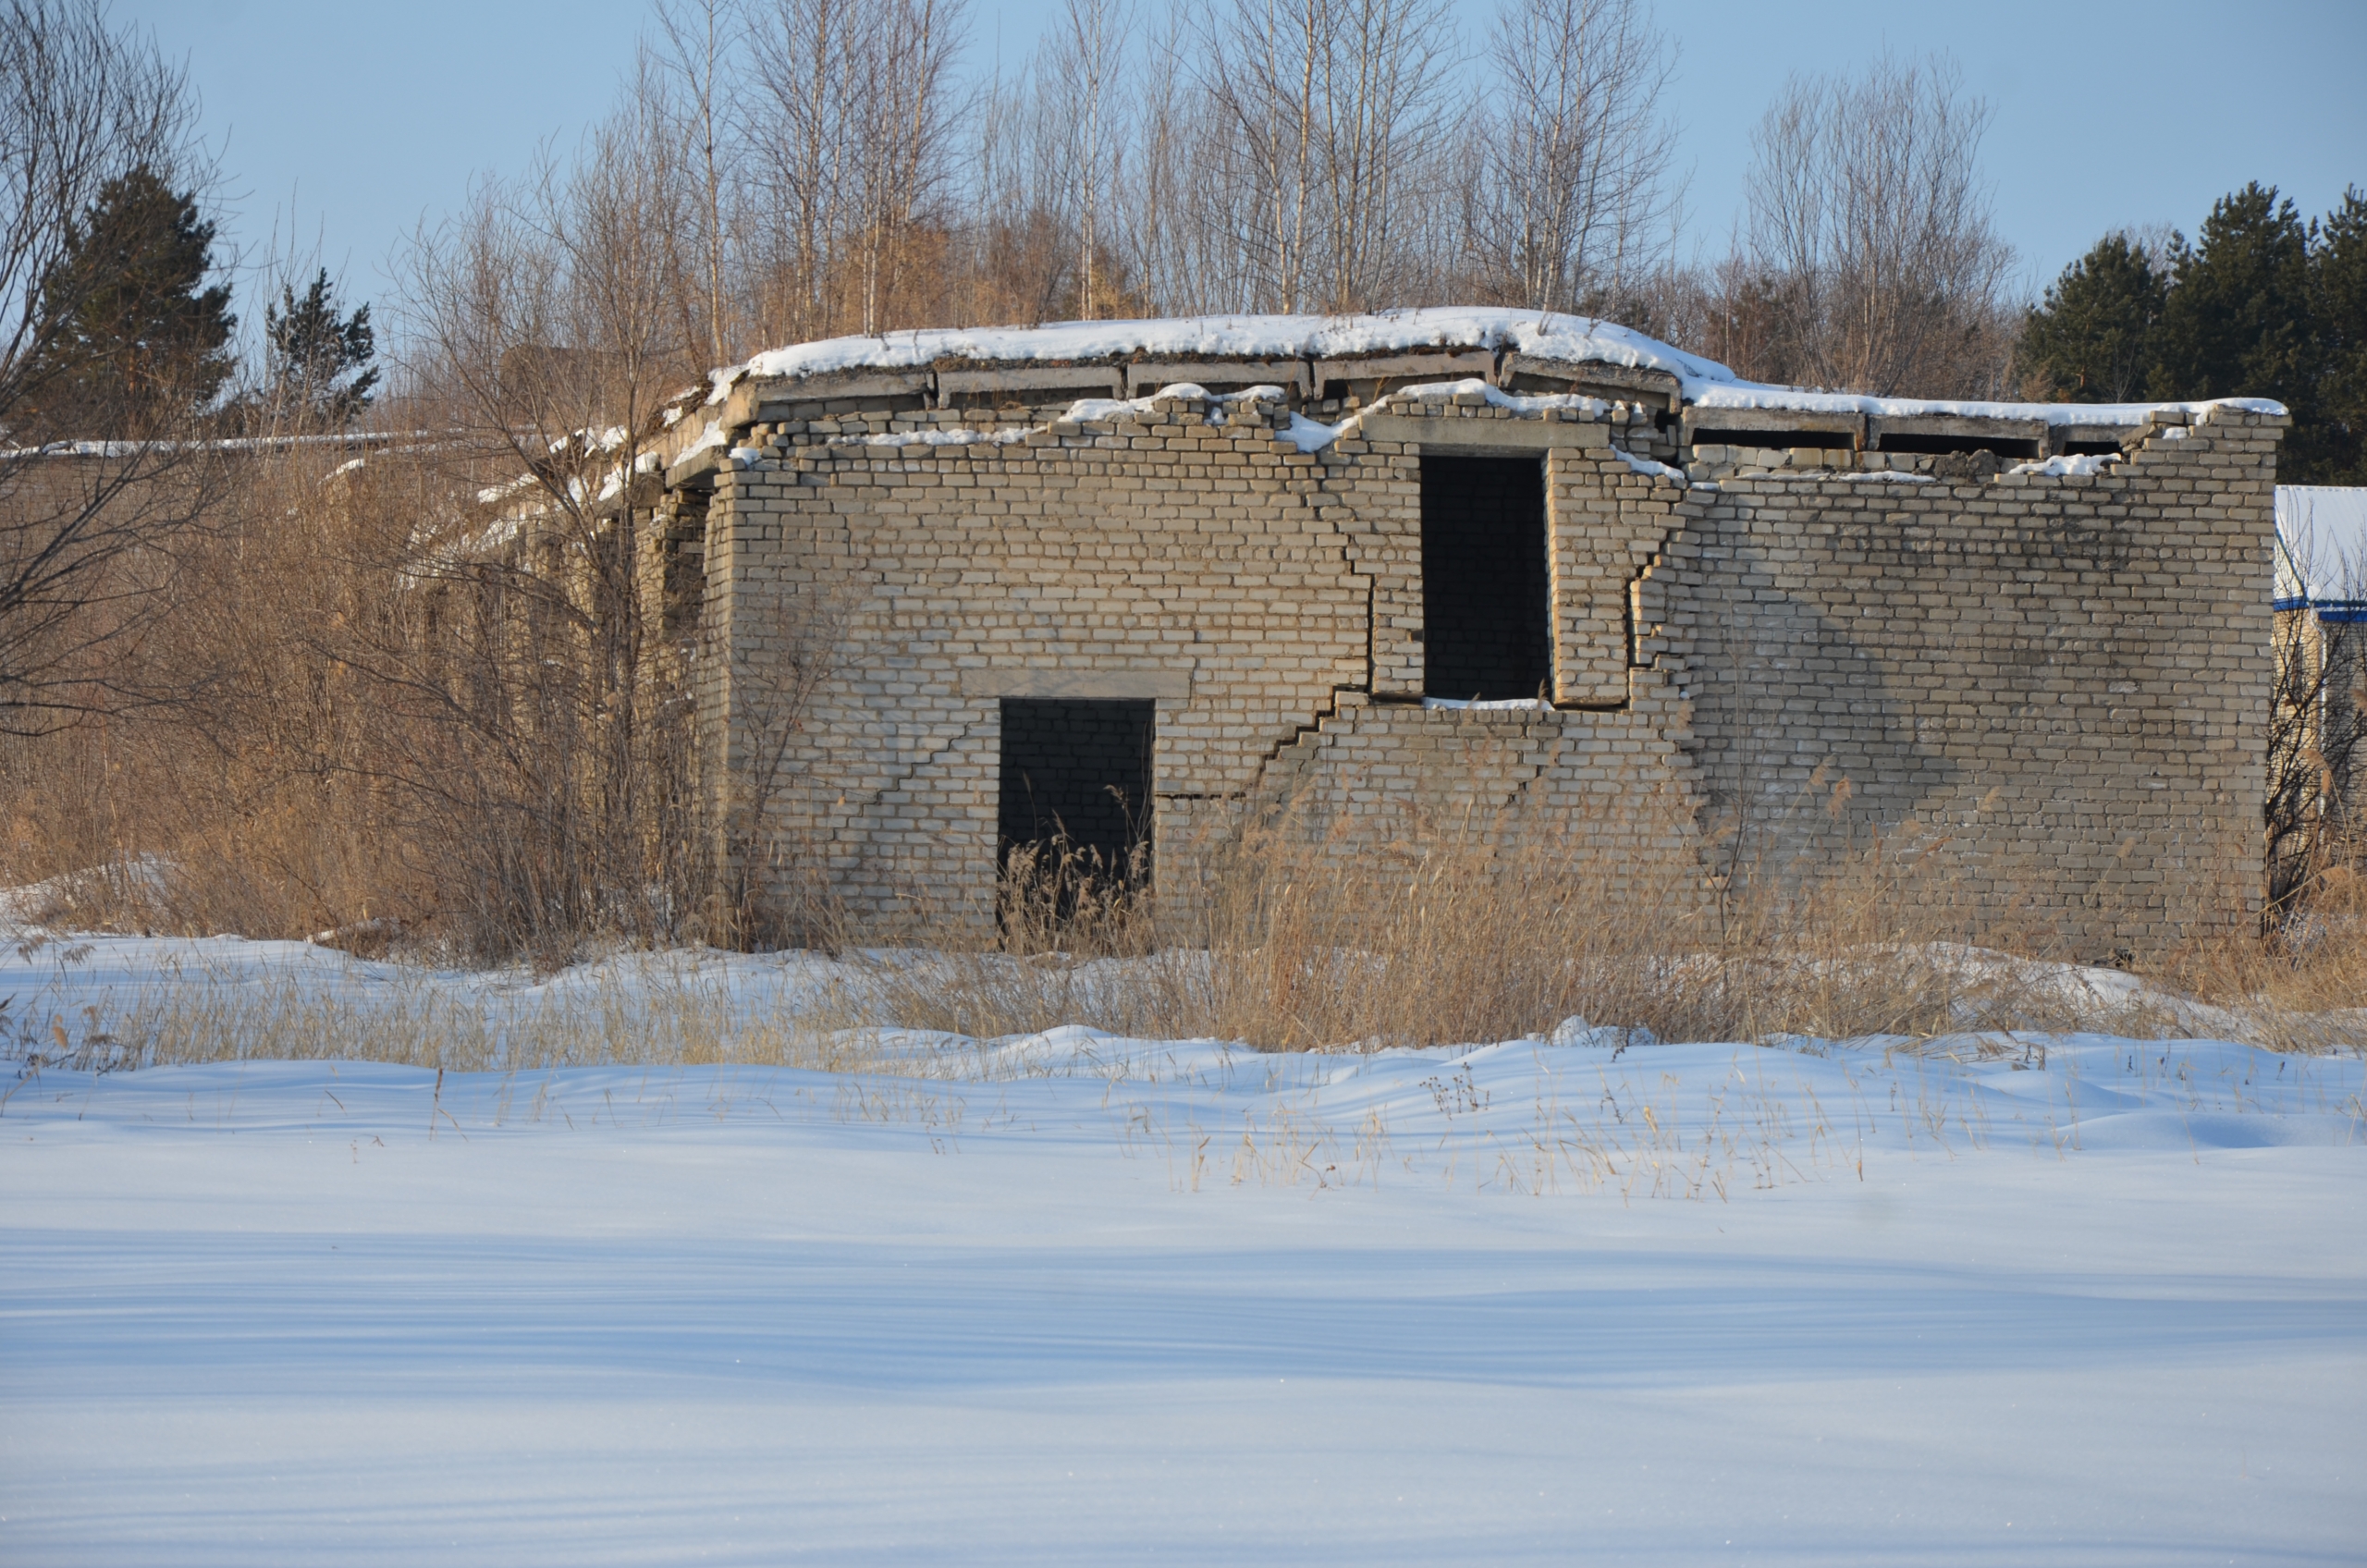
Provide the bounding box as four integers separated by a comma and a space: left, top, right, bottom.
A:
1, 934, 2361, 1564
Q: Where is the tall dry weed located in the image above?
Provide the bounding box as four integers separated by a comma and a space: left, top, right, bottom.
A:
852, 796, 2156, 1051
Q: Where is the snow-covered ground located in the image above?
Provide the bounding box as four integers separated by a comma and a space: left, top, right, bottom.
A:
3, 935, 2361, 1565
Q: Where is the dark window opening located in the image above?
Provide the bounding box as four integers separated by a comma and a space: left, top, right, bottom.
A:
2059, 439, 2125, 456
1421, 455, 1551, 701
1872, 432, 2042, 459
998, 698, 1154, 892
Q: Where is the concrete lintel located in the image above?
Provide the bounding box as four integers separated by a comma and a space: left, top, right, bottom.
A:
727, 370, 934, 428
1313, 350, 1495, 388
937, 364, 1125, 398
1683, 408, 1864, 444
665, 446, 725, 492
1125, 360, 1312, 398
2050, 423, 2140, 451
962, 668, 1192, 702
1502, 355, 1682, 400
1360, 412, 1611, 452
590, 472, 668, 520
1869, 414, 2047, 446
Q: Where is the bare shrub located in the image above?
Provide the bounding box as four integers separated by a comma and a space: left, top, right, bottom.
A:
358, 71, 738, 962
2141, 869, 2367, 1054
0, 0, 236, 732
0, 410, 852, 964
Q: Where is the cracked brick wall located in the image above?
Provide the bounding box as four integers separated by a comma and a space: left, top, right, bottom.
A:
1658, 406, 2282, 950
692, 386, 2275, 950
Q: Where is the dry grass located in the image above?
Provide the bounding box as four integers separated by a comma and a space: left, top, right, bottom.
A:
13, 790, 2363, 1064
13, 665, 2364, 1061
2145, 863, 2367, 1052
844, 801, 2348, 1053
5, 952, 856, 1076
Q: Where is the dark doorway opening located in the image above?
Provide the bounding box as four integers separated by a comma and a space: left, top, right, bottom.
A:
997, 698, 1155, 890
1421, 455, 1551, 701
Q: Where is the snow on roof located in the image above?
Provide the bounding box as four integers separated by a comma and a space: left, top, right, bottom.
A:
711, 305, 2287, 428
2275, 486, 2367, 619
0, 430, 413, 461
719, 307, 1729, 394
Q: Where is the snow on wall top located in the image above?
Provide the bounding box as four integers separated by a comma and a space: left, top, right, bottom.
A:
2275, 485, 2367, 615
710, 305, 2287, 428
1685, 384, 2287, 427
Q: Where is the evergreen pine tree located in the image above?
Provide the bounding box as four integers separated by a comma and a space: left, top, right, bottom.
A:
2308, 186, 2367, 485
264, 268, 378, 428
2147, 183, 2317, 413
22, 165, 236, 439
2016, 234, 2167, 402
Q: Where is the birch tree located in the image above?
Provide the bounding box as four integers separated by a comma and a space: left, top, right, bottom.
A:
654, 0, 737, 366
1462, 0, 1678, 315
1048, 0, 1132, 318
743, 0, 859, 344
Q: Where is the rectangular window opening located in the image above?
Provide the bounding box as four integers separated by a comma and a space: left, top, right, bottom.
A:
1421, 455, 1551, 702
997, 698, 1155, 897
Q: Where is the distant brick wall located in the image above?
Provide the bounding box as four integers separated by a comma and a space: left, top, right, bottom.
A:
686, 382, 2279, 950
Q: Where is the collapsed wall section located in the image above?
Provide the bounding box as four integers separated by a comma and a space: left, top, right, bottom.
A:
1125, 388, 1710, 916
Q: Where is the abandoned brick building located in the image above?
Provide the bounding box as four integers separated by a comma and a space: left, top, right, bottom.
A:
628, 308, 2286, 951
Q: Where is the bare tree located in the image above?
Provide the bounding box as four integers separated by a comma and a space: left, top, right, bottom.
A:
741, 0, 968, 339
1313, 0, 1456, 312
1461, 0, 1679, 315
0, 0, 233, 733
383, 72, 717, 956
843, 0, 967, 333
1198, 0, 1457, 314
1744, 54, 2017, 398
1122, 9, 1196, 315
962, 36, 1077, 325
742, 0, 857, 346
958, 0, 1159, 326
1049, 0, 1130, 320
655, 0, 739, 367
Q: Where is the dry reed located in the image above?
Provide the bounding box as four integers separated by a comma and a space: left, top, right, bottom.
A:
844, 800, 2349, 1053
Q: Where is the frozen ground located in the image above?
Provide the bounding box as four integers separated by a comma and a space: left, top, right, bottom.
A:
2, 936, 2362, 1565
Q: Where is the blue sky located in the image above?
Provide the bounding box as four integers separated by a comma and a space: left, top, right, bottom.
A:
121, 0, 2366, 339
